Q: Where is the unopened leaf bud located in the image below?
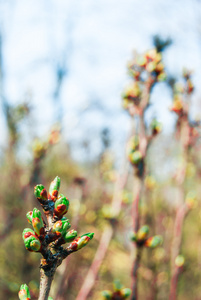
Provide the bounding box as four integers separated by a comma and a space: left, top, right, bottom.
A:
175, 255, 185, 267
130, 151, 143, 165
23, 231, 41, 252
64, 229, 77, 242
54, 194, 69, 218
120, 288, 131, 298
49, 176, 60, 201
68, 233, 94, 251
130, 232, 137, 242
18, 283, 31, 300
23, 228, 35, 240
145, 235, 162, 248
52, 217, 71, 236
102, 290, 112, 299
34, 185, 48, 202
26, 211, 33, 224
32, 208, 44, 236
137, 225, 149, 242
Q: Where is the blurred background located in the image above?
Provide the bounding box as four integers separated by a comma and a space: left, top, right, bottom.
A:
1, 0, 201, 299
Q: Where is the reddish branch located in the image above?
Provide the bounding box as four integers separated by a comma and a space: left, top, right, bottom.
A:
75, 164, 129, 300
169, 203, 189, 300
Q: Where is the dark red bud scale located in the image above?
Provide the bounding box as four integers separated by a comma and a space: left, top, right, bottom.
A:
49, 190, 58, 201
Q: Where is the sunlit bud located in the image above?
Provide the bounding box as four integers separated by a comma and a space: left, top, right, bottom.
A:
120, 288, 131, 298
34, 184, 48, 202
52, 217, 71, 236
130, 232, 137, 242
54, 194, 69, 218
136, 55, 147, 67
175, 255, 185, 267
32, 139, 47, 159
26, 211, 33, 224
129, 150, 143, 165
48, 297, 53, 300
170, 98, 183, 114
23, 232, 41, 252
126, 136, 139, 154
32, 208, 44, 236
18, 283, 31, 300
68, 233, 94, 251
22, 228, 35, 240
155, 62, 164, 73
49, 176, 60, 201
145, 235, 163, 248
146, 61, 156, 73
64, 229, 77, 242
157, 71, 167, 81
137, 225, 149, 242
102, 290, 112, 299
150, 119, 162, 135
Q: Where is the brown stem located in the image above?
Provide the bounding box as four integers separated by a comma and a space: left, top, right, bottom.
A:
169, 266, 182, 300
169, 203, 189, 299
131, 177, 144, 300
38, 267, 55, 300
131, 247, 142, 300
132, 176, 143, 232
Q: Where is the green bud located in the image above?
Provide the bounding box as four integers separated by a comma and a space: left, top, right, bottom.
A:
49, 176, 60, 201
157, 71, 167, 81
120, 288, 131, 298
32, 208, 44, 236
145, 235, 162, 248
130, 150, 143, 165
48, 298, 53, 300
175, 255, 185, 267
52, 218, 71, 236
64, 229, 77, 242
68, 233, 94, 251
26, 211, 33, 224
34, 184, 48, 201
24, 235, 41, 252
102, 290, 112, 299
130, 232, 137, 242
22, 228, 35, 240
54, 194, 69, 217
18, 283, 31, 300
137, 225, 149, 242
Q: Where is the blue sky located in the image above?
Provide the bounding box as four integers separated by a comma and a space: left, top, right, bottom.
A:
1, 0, 201, 159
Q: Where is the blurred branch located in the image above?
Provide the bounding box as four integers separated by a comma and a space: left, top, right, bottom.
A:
75, 160, 129, 300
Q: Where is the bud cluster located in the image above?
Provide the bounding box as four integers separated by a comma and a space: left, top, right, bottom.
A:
150, 118, 162, 136
32, 126, 61, 160
102, 280, 131, 300
126, 135, 143, 166
170, 70, 194, 116
122, 48, 166, 113
20, 176, 94, 299
130, 225, 162, 248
